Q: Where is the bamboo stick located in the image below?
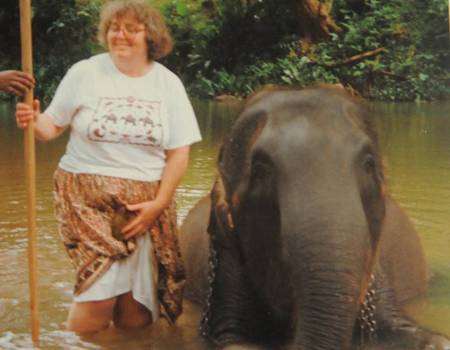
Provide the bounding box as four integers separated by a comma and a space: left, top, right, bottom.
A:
19, 0, 39, 345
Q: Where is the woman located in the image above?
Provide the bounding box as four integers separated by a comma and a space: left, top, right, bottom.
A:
15, 0, 201, 333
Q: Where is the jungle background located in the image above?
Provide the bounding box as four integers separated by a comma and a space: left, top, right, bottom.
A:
0, 0, 449, 103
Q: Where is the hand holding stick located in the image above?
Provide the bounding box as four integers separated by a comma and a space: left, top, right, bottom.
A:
0, 70, 35, 96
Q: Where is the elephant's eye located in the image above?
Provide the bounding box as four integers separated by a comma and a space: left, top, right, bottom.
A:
362, 154, 376, 174
252, 160, 270, 175
251, 151, 273, 179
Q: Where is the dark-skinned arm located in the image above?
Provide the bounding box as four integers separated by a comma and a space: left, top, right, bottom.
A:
0, 70, 35, 96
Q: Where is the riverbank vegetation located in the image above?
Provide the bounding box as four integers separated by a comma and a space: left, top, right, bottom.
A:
0, 0, 101, 103
1, 0, 448, 102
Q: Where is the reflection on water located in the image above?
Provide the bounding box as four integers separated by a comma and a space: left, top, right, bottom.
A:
0, 99, 449, 349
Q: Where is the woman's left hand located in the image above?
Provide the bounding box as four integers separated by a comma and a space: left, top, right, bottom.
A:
122, 200, 165, 239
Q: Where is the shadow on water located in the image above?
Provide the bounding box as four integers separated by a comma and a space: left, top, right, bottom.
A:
0, 99, 449, 349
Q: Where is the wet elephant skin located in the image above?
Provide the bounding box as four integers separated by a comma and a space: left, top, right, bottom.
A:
179, 86, 449, 350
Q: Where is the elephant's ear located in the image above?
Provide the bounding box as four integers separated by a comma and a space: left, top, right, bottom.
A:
207, 177, 234, 242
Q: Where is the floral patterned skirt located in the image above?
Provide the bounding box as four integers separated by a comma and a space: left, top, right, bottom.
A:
53, 168, 185, 324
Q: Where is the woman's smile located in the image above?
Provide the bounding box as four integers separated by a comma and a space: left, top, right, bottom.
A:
112, 41, 132, 49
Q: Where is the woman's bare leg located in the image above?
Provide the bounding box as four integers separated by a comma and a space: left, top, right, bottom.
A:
113, 291, 152, 329
67, 297, 117, 333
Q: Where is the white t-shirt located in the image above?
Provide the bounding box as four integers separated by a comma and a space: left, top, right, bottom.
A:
45, 53, 202, 181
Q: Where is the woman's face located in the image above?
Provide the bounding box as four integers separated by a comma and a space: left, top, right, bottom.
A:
107, 13, 148, 61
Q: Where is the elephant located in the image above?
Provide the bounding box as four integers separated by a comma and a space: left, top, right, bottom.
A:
179, 86, 449, 350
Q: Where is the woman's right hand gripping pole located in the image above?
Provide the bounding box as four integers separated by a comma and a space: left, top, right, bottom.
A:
15, 100, 65, 141
16, 99, 40, 129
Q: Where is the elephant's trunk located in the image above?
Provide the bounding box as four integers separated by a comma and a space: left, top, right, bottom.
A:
281, 195, 373, 350
292, 249, 362, 350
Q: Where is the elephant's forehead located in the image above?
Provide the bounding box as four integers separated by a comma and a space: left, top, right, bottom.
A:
249, 88, 366, 134
255, 104, 365, 155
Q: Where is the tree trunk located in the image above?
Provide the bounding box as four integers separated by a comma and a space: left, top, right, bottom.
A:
296, 0, 340, 42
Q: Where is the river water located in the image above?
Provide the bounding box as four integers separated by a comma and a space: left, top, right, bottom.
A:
0, 99, 449, 349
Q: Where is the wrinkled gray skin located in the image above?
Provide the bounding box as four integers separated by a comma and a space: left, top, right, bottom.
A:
179, 87, 449, 350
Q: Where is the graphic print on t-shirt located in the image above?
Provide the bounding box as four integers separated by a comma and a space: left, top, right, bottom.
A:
88, 97, 163, 146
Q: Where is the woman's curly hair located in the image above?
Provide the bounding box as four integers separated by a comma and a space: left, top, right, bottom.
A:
98, 0, 173, 60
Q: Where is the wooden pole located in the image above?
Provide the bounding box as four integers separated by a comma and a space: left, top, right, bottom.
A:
19, 0, 39, 344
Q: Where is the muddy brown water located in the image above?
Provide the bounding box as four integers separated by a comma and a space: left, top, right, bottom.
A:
0, 99, 449, 349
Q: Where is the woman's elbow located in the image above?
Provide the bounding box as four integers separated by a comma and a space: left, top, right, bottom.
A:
35, 135, 52, 142
35, 130, 55, 142
38, 124, 64, 142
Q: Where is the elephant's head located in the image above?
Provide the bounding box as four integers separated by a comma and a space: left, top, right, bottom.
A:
204, 86, 386, 350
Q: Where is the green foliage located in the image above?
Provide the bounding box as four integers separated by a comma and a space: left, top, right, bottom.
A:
161, 0, 300, 92
314, 0, 450, 101
0, 0, 102, 104
163, 0, 449, 101
33, 0, 103, 104
161, 0, 218, 82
